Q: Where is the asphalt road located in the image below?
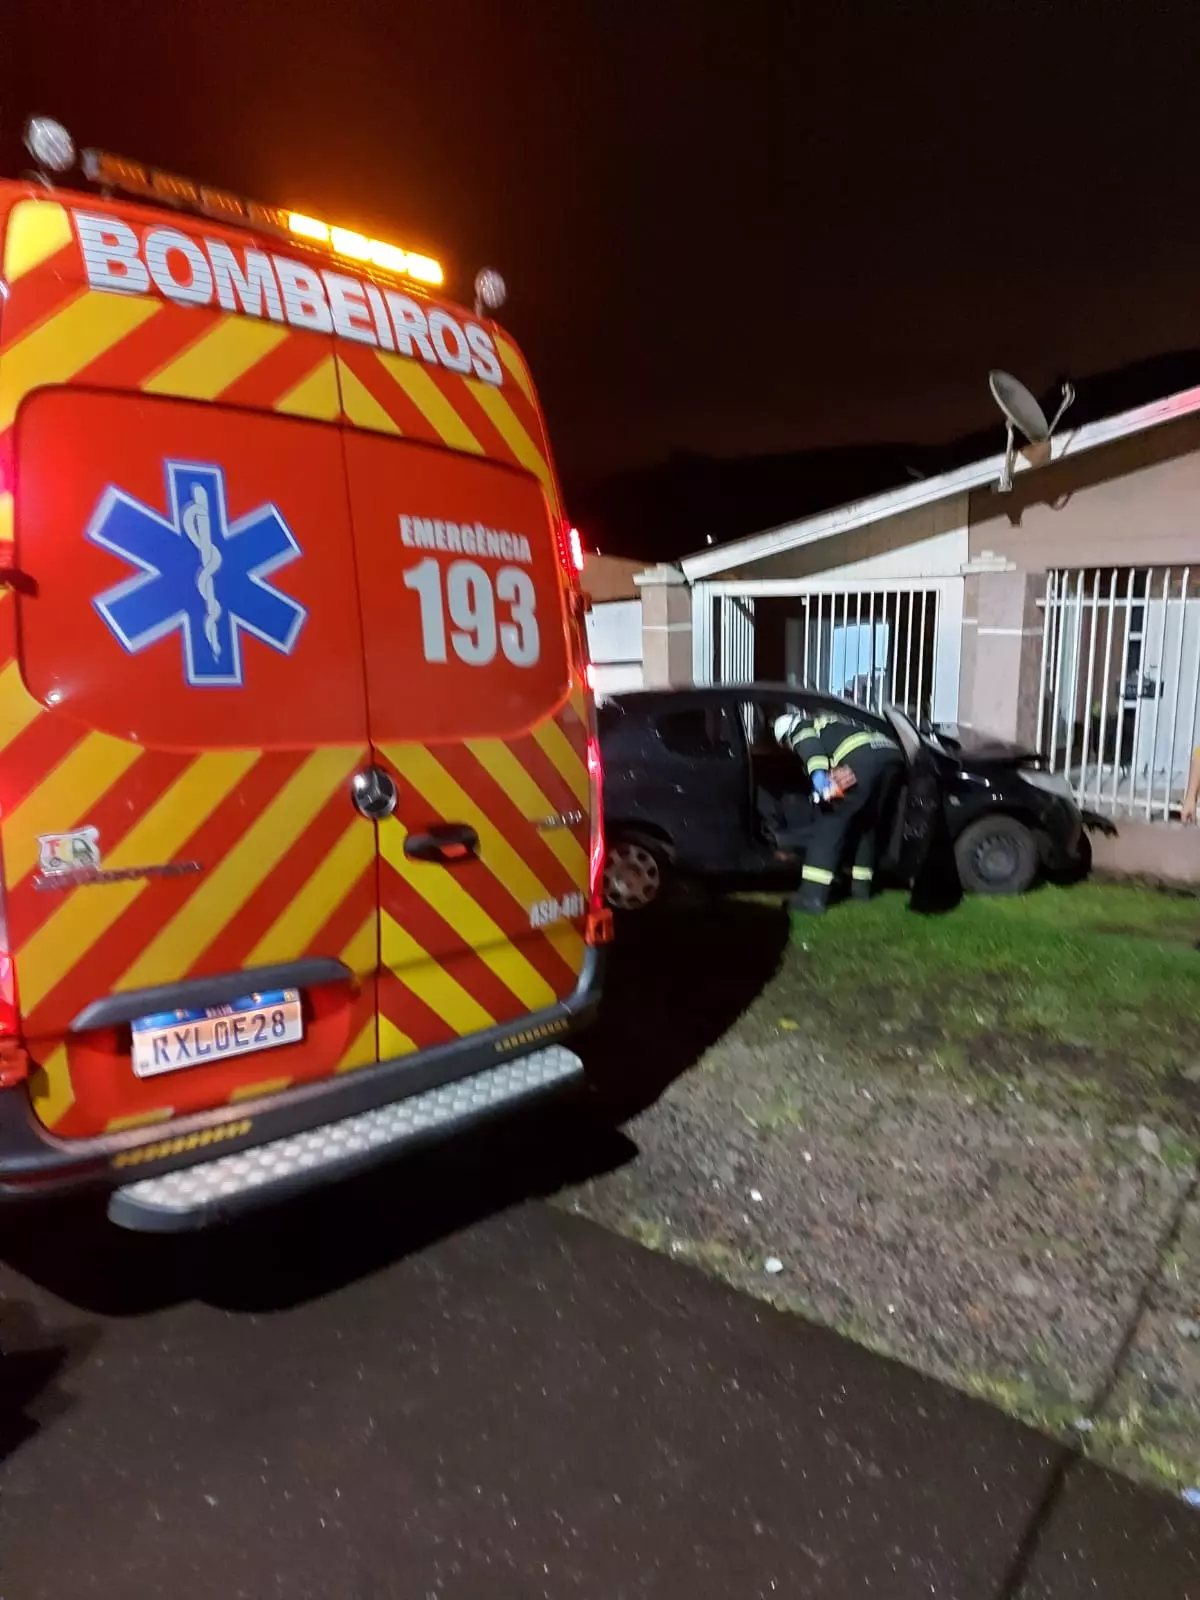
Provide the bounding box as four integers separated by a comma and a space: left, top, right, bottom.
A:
2, 1102, 1199, 1600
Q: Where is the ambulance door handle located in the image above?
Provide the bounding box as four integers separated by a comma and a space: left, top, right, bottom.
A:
404, 825, 480, 865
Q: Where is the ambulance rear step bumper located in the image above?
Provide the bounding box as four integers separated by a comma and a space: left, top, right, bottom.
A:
107, 1045, 584, 1233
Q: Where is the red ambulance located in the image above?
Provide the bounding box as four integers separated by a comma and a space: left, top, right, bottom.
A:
0, 123, 610, 1229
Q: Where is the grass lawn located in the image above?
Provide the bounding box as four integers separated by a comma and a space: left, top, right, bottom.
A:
766, 882, 1200, 1135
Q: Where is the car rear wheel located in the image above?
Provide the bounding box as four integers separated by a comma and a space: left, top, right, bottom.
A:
954, 814, 1039, 895
603, 837, 668, 912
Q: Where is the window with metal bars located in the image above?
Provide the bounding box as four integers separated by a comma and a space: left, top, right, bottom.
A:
1038, 566, 1200, 820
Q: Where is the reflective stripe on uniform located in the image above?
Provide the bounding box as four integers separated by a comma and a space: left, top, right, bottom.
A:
851, 865, 874, 882
801, 864, 835, 884
806, 754, 831, 774
830, 731, 875, 766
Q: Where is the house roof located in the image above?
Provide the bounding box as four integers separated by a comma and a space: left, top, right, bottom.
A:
677, 381, 1200, 581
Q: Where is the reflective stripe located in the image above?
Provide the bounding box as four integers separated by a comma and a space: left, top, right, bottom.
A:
831, 731, 875, 766
801, 864, 835, 884
796, 728, 822, 743
851, 865, 874, 882
806, 754, 831, 774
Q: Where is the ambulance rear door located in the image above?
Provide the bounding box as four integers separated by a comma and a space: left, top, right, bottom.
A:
8, 388, 378, 1138
343, 432, 591, 1060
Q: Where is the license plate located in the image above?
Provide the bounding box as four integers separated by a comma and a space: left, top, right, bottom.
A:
130, 989, 303, 1079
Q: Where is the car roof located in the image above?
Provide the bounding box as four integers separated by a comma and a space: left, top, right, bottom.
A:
603, 683, 890, 729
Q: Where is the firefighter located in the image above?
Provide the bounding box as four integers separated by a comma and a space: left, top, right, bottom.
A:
773, 708, 906, 913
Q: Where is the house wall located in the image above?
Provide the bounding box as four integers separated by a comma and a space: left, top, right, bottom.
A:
581, 554, 647, 699
581, 553, 645, 603
963, 413, 1200, 882
638, 566, 693, 687
968, 411, 1200, 571
585, 599, 643, 700
960, 411, 1200, 747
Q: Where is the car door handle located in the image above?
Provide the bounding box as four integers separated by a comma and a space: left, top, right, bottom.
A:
403, 824, 480, 864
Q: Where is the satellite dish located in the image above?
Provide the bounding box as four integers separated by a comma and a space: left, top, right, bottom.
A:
990, 371, 1050, 443
988, 369, 1075, 492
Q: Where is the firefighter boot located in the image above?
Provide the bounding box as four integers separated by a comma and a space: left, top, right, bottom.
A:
851, 866, 875, 902
790, 866, 833, 914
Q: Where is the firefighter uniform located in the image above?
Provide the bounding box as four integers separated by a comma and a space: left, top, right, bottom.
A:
776, 711, 905, 912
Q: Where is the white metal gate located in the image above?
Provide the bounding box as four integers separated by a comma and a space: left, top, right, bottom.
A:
696, 579, 957, 723
1039, 566, 1200, 819
714, 595, 755, 684
784, 587, 940, 720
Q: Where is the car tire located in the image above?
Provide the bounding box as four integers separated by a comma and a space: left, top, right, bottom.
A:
603, 835, 669, 913
954, 814, 1039, 896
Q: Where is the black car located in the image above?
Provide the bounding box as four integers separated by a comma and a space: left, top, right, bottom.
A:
598, 685, 1089, 911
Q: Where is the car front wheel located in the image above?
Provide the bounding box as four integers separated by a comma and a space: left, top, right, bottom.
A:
954, 814, 1039, 895
603, 837, 668, 912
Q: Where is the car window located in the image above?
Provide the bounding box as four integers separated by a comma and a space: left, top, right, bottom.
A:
654, 706, 735, 760
743, 698, 806, 755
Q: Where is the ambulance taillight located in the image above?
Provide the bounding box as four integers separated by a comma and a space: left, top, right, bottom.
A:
0, 894, 26, 1087
556, 520, 585, 581
585, 735, 613, 946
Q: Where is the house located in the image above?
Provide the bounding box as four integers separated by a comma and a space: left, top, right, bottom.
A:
580, 553, 646, 700
634, 382, 1200, 882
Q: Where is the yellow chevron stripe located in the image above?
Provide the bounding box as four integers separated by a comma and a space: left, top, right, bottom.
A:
142, 316, 289, 400
0, 659, 45, 754
28, 1043, 72, 1128
16, 750, 260, 1014
381, 911, 494, 1034
380, 819, 555, 1011
229, 1076, 291, 1103
336, 1017, 377, 1068
106, 1106, 174, 1132
339, 912, 378, 977
378, 1014, 416, 1062
568, 683, 589, 724
116, 746, 362, 994
338, 1015, 382, 1071
3, 731, 144, 887
495, 335, 535, 404
375, 353, 483, 453
246, 822, 373, 968
384, 742, 585, 971
0, 490, 12, 546
466, 739, 588, 888
337, 361, 402, 434
466, 380, 558, 509
532, 718, 589, 805
3, 200, 74, 281
274, 353, 340, 419
0, 292, 162, 429
336, 914, 380, 1072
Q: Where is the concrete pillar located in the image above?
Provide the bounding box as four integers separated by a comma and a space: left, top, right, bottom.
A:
958, 554, 1046, 744
635, 565, 693, 688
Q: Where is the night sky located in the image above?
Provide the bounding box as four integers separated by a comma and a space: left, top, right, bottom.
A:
5, 1, 1200, 482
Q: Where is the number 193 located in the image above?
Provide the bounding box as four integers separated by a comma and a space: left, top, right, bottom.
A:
404, 558, 540, 669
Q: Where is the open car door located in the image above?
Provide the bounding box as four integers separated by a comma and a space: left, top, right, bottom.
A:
883, 707, 961, 906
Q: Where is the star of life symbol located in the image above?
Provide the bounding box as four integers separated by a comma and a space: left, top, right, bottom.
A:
87, 461, 306, 687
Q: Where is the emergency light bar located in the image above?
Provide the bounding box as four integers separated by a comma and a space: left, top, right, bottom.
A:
81, 148, 444, 288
